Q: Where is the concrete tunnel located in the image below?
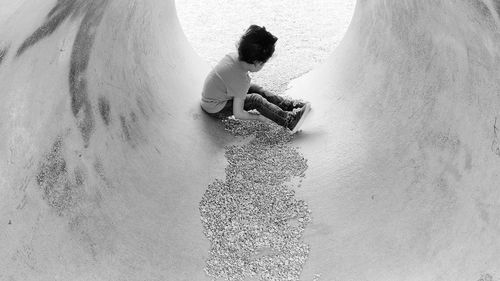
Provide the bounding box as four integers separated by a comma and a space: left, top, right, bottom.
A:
1, 0, 500, 280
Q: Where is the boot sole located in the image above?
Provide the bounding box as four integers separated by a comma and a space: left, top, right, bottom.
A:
290, 103, 311, 134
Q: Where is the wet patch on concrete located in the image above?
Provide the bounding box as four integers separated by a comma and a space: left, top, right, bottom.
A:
98, 96, 111, 126
36, 137, 75, 214
200, 119, 311, 281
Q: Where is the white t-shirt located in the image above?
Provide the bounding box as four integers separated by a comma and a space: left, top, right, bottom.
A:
201, 53, 251, 113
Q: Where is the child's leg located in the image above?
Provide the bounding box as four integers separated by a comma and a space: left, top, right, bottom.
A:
244, 93, 293, 127
248, 86, 296, 111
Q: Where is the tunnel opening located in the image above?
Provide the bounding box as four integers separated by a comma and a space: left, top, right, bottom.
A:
175, 0, 356, 95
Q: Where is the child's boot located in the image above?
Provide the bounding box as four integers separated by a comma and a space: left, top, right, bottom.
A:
292, 100, 311, 110
287, 103, 311, 133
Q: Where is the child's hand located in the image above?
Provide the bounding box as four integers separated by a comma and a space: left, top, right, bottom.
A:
262, 90, 274, 97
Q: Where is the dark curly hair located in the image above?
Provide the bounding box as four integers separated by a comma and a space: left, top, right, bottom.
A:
237, 25, 278, 64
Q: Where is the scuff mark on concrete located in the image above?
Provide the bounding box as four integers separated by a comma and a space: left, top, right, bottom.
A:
476, 0, 493, 17
136, 97, 148, 118
119, 112, 144, 147
69, 0, 110, 147
98, 96, 111, 126
120, 115, 131, 143
477, 272, 494, 281
478, 0, 500, 27
491, 117, 500, 156
16, 0, 87, 57
36, 137, 114, 256
130, 112, 137, 123
135, 89, 155, 120
74, 166, 86, 186
67, 210, 115, 260
94, 158, 113, 189
0, 44, 9, 65
16, 0, 111, 148
16, 195, 28, 210
495, 0, 500, 18
12, 243, 37, 271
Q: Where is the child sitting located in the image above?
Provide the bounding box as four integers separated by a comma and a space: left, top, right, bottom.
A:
200, 25, 311, 133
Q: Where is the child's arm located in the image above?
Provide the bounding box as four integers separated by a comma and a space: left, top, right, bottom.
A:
249, 83, 264, 93
249, 83, 272, 97
232, 96, 269, 122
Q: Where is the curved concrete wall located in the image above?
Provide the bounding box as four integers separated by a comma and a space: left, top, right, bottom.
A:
288, 0, 500, 280
0, 0, 218, 280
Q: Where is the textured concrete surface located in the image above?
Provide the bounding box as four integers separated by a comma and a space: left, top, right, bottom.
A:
1, 0, 500, 280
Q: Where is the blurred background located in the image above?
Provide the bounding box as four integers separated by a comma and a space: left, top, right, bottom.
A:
176, 0, 356, 94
